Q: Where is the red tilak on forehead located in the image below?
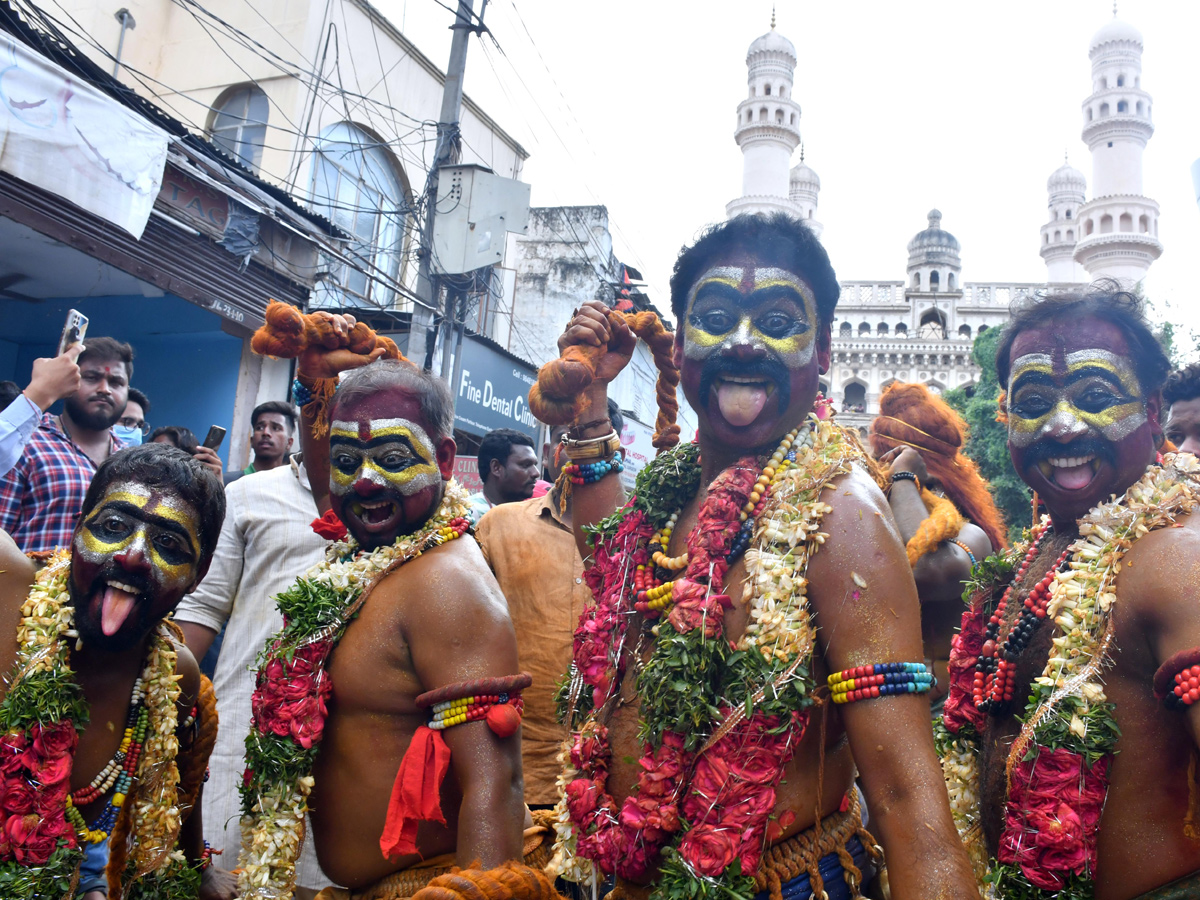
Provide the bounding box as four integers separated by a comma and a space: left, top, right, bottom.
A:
358, 421, 372, 442
737, 267, 756, 294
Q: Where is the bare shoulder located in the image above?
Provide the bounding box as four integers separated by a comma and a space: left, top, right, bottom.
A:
1117, 508, 1200, 625
958, 521, 994, 560
388, 535, 510, 629
813, 464, 902, 562
0, 532, 35, 597
170, 635, 201, 710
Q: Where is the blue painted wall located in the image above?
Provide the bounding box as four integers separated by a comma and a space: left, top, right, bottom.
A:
1, 294, 243, 466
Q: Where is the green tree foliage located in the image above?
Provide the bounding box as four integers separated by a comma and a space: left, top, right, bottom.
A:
944, 327, 1034, 544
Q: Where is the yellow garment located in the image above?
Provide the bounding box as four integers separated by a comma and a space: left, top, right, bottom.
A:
314, 817, 554, 900
475, 492, 592, 804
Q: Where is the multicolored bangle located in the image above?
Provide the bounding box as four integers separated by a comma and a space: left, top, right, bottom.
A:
949, 539, 977, 566
417, 673, 533, 738
827, 662, 933, 704
199, 840, 219, 871
890, 470, 921, 491
565, 453, 623, 485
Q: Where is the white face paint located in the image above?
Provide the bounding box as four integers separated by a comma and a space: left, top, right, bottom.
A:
328, 417, 441, 497
682, 265, 818, 367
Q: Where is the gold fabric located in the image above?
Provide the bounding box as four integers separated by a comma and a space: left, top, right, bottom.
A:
314, 816, 554, 900
475, 492, 591, 804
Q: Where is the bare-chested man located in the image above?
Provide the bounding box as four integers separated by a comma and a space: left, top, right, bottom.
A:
0, 443, 230, 899
238, 338, 533, 900
545, 213, 978, 900
940, 285, 1200, 899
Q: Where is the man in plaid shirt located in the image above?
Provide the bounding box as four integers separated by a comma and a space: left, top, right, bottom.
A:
0, 337, 134, 553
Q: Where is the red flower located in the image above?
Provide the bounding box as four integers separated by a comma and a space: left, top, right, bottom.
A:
34, 781, 68, 818
2, 781, 34, 815
30, 721, 76, 762
6, 813, 56, 865
252, 642, 333, 749
679, 823, 738, 876
311, 509, 348, 541
943, 605, 986, 733
0, 733, 27, 779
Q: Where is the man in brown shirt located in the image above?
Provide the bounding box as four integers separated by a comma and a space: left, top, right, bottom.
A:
476, 404, 624, 806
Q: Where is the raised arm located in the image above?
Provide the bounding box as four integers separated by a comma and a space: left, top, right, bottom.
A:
550, 301, 636, 560
808, 466, 980, 900
401, 548, 525, 868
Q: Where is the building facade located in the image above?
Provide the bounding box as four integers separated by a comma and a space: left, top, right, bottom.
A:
726, 13, 1163, 432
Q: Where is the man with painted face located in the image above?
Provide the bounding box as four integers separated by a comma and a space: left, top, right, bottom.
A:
0, 443, 233, 899
244, 334, 548, 900
938, 285, 1200, 899
547, 214, 979, 900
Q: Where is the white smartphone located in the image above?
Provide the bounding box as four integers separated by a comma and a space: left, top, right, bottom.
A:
57, 309, 88, 356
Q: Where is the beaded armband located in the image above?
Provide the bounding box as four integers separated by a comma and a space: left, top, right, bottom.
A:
1153, 647, 1200, 710
890, 470, 920, 491
199, 840, 220, 871
416, 673, 532, 738
565, 453, 623, 485
827, 662, 933, 704
949, 539, 977, 566
291, 377, 314, 407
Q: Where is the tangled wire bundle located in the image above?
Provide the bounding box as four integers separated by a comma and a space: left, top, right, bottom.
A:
528, 309, 680, 450
251, 300, 405, 362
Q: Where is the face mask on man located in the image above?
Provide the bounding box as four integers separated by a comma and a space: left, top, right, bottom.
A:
112, 424, 143, 446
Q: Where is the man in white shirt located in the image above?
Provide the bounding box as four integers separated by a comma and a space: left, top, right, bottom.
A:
175, 454, 331, 891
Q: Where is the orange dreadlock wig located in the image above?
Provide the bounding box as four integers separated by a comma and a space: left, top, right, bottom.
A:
870, 382, 1007, 555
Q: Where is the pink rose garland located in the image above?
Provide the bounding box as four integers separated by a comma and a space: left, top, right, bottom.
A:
0, 722, 78, 866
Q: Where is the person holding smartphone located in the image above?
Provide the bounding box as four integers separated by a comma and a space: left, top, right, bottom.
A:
0, 343, 84, 478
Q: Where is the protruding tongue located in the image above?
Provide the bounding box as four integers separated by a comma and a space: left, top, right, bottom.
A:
1053, 462, 1095, 491
100, 586, 136, 636
716, 382, 768, 427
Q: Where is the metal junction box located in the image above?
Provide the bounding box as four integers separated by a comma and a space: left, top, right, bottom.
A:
431, 164, 531, 275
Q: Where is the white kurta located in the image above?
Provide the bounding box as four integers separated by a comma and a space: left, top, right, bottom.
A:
176, 457, 332, 889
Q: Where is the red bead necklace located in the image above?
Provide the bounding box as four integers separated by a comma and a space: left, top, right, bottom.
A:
973, 526, 1071, 714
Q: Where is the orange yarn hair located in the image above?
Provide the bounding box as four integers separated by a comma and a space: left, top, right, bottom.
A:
904, 488, 966, 566
410, 861, 563, 900
250, 299, 405, 363
529, 309, 680, 451
870, 382, 1007, 553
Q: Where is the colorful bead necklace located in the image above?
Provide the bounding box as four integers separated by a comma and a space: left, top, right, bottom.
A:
973, 525, 1071, 714
632, 423, 811, 618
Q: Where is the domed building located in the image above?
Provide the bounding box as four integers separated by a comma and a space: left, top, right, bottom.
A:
724, 12, 1166, 432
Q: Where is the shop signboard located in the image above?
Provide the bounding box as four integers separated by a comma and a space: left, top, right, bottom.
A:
454, 334, 539, 441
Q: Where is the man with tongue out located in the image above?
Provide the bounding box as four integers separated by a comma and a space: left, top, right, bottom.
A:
951, 285, 1200, 899
554, 213, 980, 900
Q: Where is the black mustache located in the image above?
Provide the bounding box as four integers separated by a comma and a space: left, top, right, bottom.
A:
92, 565, 150, 597
698, 356, 791, 417
1024, 438, 1115, 468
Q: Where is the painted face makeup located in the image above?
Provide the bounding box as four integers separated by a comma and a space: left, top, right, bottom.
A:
1006, 320, 1158, 526
71, 481, 202, 650
329, 416, 443, 547
680, 263, 821, 446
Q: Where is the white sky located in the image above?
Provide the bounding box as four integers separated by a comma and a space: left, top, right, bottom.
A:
381, 0, 1200, 344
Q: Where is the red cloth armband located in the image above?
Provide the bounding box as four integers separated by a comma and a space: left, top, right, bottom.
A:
379, 724, 452, 861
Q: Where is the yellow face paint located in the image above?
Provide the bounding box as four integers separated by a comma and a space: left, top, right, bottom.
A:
682, 265, 817, 366
1007, 349, 1146, 448
75, 482, 202, 584
329, 417, 441, 497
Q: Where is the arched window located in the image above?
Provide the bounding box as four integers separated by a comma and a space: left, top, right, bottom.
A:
1085, 219, 1094, 236
764, 84, 772, 96
929, 270, 940, 292
918, 309, 946, 340
209, 84, 269, 171
1117, 100, 1128, 113
1139, 214, 1150, 233
1054, 230, 1061, 242
818, 380, 829, 396
1066, 209, 1072, 219
1044, 233, 1050, 245
1117, 75, 1125, 87
310, 122, 407, 307
780, 86, 787, 98
1137, 101, 1144, 115
775, 109, 784, 124
895, 323, 908, 337
1119, 213, 1133, 232
858, 322, 871, 336
839, 321, 852, 337
911, 272, 921, 290
750, 86, 756, 97
790, 113, 796, 125
877, 322, 889, 336
1099, 102, 1110, 116
978, 324, 989, 334
1100, 214, 1113, 233
1066, 229, 1074, 241
843, 382, 866, 412
1088, 107, 1094, 122
958, 323, 971, 338
760, 107, 768, 121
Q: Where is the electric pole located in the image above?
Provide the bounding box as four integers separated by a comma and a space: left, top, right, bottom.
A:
413, 0, 480, 373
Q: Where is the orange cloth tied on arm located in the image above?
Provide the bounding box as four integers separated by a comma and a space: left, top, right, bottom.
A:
380, 724, 453, 861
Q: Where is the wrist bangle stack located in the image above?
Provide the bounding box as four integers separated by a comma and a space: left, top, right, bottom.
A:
565, 453, 624, 485
291, 378, 314, 407
890, 470, 921, 491
562, 429, 622, 461
827, 662, 933, 704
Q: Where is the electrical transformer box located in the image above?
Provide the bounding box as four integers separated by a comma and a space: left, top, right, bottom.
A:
431, 164, 531, 275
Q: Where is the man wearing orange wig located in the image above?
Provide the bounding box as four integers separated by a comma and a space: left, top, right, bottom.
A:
870, 382, 1004, 707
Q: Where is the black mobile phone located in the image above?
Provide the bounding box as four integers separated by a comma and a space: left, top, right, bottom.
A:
57, 309, 88, 356
202, 425, 227, 450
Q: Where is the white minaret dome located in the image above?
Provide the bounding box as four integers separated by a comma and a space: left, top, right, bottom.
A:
1090, 17, 1143, 51
726, 14, 819, 231
1048, 160, 1087, 193
1071, 10, 1162, 285
906, 209, 962, 294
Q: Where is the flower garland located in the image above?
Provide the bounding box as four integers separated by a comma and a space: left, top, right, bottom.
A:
238, 481, 471, 900
551, 415, 866, 900
0, 549, 190, 900
938, 452, 1200, 899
